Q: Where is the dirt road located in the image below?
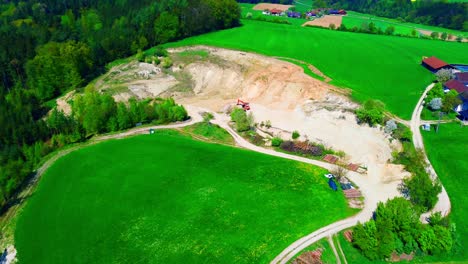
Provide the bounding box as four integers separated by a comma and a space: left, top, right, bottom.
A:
409, 84, 451, 221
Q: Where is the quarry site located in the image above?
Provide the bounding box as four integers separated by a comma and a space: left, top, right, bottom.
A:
60, 45, 411, 207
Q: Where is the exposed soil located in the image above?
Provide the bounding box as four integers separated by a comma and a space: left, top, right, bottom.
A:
55, 90, 74, 115
88, 45, 408, 188
252, 3, 292, 11
303, 15, 343, 28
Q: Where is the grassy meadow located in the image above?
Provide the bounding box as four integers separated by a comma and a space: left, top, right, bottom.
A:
15, 130, 355, 263
166, 19, 468, 119
343, 11, 468, 38
422, 123, 467, 261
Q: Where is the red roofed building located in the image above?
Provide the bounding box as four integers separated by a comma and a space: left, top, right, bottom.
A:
421, 56, 453, 72
270, 8, 282, 15
444, 79, 468, 93
455, 72, 468, 84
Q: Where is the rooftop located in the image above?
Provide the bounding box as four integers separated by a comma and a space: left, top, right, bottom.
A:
444, 79, 468, 93
422, 56, 449, 70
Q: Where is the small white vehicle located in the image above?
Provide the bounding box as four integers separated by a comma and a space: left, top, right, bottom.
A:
324, 173, 335, 179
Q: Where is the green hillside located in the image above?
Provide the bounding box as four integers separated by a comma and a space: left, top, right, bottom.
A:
15, 130, 354, 263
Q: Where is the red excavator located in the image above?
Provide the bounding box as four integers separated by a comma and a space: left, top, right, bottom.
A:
237, 99, 250, 111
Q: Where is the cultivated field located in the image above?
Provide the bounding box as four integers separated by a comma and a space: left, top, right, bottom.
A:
166, 20, 468, 119
15, 130, 355, 263
303, 15, 343, 28
422, 123, 467, 262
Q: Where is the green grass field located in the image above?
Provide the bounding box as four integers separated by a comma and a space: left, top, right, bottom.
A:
15, 130, 355, 263
422, 123, 467, 261
343, 11, 468, 38
166, 19, 468, 119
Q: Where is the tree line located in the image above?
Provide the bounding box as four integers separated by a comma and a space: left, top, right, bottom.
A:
0, 0, 240, 210
314, 0, 467, 31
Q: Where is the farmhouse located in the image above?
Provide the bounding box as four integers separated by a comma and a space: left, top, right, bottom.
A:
270, 8, 283, 15
443, 79, 468, 120
455, 92, 468, 120
421, 56, 453, 72
455, 72, 468, 84
287, 11, 301, 18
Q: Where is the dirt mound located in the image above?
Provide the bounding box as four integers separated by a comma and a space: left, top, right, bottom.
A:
167, 46, 330, 111
303, 15, 343, 28
253, 3, 292, 11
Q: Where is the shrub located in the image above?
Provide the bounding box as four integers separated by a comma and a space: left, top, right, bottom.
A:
154, 46, 168, 57
230, 108, 250, 132
393, 124, 412, 142
271, 137, 283, 147
246, 12, 252, 19
384, 120, 397, 134
280, 140, 295, 152
308, 145, 323, 156
428, 98, 442, 111
435, 68, 454, 83
265, 120, 272, 128
355, 99, 385, 126
442, 90, 461, 113
202, 112, 214, 123
161, 57, 173, 69
292, 130, 300, 139
425, 83, 444, 103
136, 49, 145, 62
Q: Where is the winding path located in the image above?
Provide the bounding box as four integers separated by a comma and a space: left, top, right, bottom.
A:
410, 84, 451, 221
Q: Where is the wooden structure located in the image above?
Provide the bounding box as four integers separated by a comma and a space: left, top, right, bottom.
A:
323, 154, 338, 164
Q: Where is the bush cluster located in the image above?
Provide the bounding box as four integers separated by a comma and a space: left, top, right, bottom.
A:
355, 99, 385, 126
353, 198, 454, 260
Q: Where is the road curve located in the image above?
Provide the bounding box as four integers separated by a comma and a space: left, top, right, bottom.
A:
410, 84, 451, 221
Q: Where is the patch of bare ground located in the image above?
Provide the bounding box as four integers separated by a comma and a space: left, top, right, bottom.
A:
274, 56, 334, 83
55, 90, 75, 115
303, 15, 343, 28
252, 3, 292, 11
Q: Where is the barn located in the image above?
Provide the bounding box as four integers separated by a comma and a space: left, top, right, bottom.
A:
421, 56, 453, 72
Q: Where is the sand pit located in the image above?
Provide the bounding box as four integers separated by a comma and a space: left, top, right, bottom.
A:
252, 3, 292, 12
303, 15, 343, 28
169, 46, 331, 111
89, 45, 408, 188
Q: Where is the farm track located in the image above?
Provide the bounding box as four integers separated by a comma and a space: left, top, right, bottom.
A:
410, 84, 451, 221
327, 236, 341, 264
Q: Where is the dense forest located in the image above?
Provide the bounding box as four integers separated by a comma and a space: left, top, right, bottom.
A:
315, 0, 468, 30
0, 0, 240, 209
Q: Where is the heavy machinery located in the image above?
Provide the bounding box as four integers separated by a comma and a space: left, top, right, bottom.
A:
237, 99, 250, 111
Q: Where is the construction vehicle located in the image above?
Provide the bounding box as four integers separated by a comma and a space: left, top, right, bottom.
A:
237, 99, 250, 111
